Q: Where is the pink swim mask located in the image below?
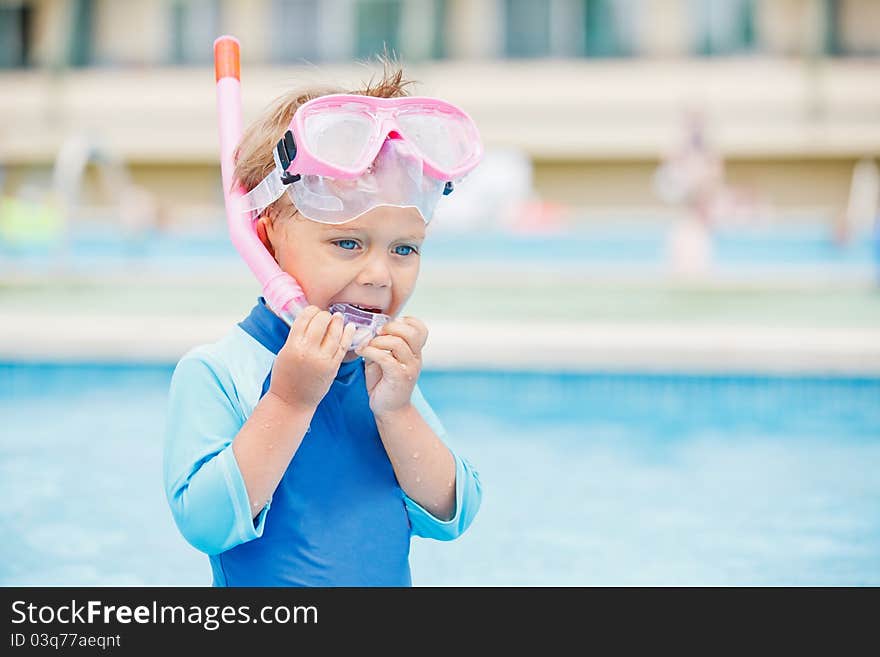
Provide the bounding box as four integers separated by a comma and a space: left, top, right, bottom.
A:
239, 93, 483, 224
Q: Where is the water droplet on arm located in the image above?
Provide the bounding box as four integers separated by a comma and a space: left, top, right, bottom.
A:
412, 452, 420, 460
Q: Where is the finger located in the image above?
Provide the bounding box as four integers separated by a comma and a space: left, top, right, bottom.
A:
320, 312, 345, 353
304, 310, 334, 345
363, 334, 415, 364
377, 319, 425, 355
341, 322, 357, 351
401, 316, 428, 345
290, 305, 321, 340
334, 323, 358, 359
400, 316, 429, 350
356, 344, 400, 370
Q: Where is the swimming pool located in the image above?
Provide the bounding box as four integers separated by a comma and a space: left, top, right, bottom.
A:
1, 363, 878, 586
1, 224, 876, 276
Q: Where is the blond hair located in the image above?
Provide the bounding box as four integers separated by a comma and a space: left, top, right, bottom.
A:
233, 59, 416, 217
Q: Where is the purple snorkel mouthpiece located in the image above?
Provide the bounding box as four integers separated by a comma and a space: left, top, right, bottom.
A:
329, 303, 390, 350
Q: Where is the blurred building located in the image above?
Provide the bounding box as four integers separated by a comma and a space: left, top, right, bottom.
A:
1, 0, 879, 230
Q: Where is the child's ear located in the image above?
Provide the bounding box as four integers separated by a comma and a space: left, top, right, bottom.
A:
256, 215, 276, 259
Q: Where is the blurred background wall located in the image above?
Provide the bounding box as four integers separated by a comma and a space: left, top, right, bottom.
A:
1, 0, 878, 235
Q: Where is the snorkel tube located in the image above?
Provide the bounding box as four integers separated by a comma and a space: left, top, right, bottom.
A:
213, 35, 389, 347
214, 35, 307, 326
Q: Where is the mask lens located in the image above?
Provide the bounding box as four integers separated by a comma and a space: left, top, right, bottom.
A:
302, 109, 375, 169
396, 109, 476, 172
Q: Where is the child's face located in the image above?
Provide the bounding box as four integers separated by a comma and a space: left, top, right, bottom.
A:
261, 203, 426, 327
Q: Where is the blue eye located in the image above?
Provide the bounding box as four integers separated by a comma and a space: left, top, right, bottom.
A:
335, 239, 359, 251
394, 245, 418, 256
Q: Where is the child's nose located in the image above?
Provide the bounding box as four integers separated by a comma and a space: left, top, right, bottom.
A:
356, 253, 392, 288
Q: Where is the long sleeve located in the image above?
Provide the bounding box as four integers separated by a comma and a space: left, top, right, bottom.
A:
404, 385, 483, 541
163, 354, 270, 556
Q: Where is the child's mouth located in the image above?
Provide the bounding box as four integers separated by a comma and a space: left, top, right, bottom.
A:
345, 303, 384, 315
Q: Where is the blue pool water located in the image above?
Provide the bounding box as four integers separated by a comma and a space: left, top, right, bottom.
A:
1, 224, 876, 274
1, 363, 878, 586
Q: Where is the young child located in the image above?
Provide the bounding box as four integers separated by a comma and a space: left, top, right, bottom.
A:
163, 66, 483, 586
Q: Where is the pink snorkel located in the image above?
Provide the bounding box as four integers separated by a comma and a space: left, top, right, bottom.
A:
214, 35, 308, 326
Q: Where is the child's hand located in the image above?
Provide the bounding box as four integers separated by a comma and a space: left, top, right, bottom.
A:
355, 316, 427, 419
268, 306, 357, 410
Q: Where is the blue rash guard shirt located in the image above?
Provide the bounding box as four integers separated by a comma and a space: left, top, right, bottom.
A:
163, 298, 482, 586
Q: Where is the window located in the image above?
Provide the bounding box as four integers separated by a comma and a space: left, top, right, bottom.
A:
272, 0, 320, 63
429, 0, 447, 59
691, 0, 755, 56
584, 0, 635, 57
67, 0, 94, 67
504, 0, 635, 59
504, 0, 551, 58
356, 0, 402, 59
824, 0, 880, 57
823, 0, 842, 55
170, 0, 220, 65
0, 2, 31, 68
397, 0, 448, 60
